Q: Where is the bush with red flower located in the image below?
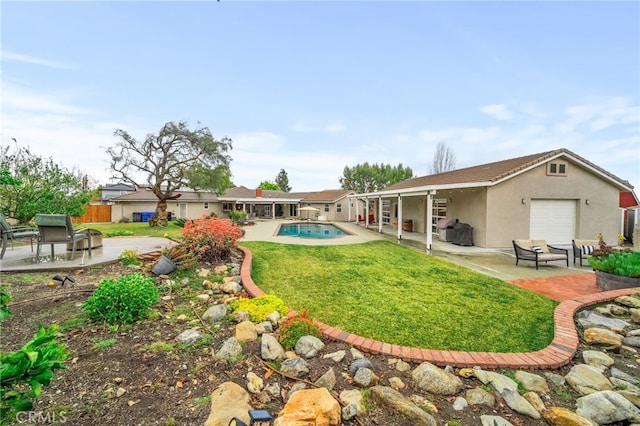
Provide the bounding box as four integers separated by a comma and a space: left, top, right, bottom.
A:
182, 215, 244, 263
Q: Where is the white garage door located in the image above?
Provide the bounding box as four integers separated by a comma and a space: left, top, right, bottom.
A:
529, 199, 576, 245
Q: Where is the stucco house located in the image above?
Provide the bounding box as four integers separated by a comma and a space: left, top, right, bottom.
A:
349, 148, 636, 249
109, 186, 354, 222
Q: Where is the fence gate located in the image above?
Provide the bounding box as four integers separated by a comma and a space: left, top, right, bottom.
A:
73, 205, 112, 224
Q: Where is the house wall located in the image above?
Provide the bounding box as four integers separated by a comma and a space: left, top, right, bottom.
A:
435, 188, 488, 246
484, 162, 622, 247
308, 199, 350, 222
112, 200, 224, 222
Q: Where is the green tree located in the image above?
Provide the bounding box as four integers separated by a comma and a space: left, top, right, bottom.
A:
106, 121, 233, 227
275, 169, 291, 192
339, 162, 414, 193
258, 180, 281, 191
0, 145, 92, 224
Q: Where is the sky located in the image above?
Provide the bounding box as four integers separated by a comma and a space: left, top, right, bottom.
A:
1, 1, 639, 193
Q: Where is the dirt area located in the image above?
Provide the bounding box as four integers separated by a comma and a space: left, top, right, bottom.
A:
1, 260, 637, 426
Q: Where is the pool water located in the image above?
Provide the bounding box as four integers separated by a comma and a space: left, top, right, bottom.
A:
276, 223, 349, 239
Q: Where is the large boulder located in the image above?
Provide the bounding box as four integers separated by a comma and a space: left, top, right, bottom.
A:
274, 388, 341, 426
204, 382, 253, 426
370, 386, 437, 426
411, 362, 463, 396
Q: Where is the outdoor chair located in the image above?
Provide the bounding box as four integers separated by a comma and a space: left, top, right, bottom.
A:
572, 239, 599, 266
512, 239, 569, 270
35, 214, 92, 261
0, 213, 39, 259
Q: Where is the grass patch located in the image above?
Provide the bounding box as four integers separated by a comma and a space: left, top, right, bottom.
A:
82, 222, 183, 239
241, 240, 558, 352
92, 338, 118, 350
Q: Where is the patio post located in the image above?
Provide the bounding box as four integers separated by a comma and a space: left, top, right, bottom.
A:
378, 196, 383, 233
426, 190, 435, 252
397, 194, 403, 240
365, 197, 369, 228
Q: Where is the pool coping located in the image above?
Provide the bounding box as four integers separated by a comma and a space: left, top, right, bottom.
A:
272, 221, 356, 238
239, 246, 637, 370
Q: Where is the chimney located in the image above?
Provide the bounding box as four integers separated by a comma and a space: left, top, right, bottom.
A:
256, 188, 263, 198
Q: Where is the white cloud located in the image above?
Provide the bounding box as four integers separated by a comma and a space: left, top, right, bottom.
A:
1, 50, 72, 69
479, 104, 514, 121
291, 121, 346, 134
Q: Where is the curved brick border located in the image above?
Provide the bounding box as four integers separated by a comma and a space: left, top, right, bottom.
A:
239, 246, 637, 370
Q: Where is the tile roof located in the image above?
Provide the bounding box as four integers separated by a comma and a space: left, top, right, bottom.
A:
385, 148, 633, 191
111, 190, 219, 202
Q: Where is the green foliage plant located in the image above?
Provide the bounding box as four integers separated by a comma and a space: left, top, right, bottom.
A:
227, 209, 248, 225
257, 180, 281, 191
588, 236, 639, 277
230, 294, 288, 323
92, 338, 118, 350
119, 249, 141, 266
275, 169, 291, 192
0, 144, 92, 224
0, 290, 68, 425
82, 272, 159, 324
182, 215, 243, 263
0, 288, 11, 323
277, 310, 321, 350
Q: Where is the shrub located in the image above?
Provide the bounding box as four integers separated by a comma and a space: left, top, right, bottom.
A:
82, 273, 159, 324
0, 289, 68, 425
588, 235, 638, 278
164, 243, 197, 270
182, 215, 244, 263
230, 294, 288, 322
278, 310, 321, 350
119, 249, 141, 266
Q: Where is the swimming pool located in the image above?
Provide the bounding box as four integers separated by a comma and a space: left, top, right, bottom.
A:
276, 223, 351, 239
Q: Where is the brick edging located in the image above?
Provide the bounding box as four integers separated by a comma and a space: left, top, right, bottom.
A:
238, 246, 637, 370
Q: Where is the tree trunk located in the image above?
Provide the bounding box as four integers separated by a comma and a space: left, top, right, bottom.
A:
150, 198, 169, 227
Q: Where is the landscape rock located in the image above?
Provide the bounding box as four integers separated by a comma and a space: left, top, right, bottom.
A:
577, 310, 631, 329
214, 337, 243, 360
295, 335, 325, 358
235, 320, 258, 342
452, 396, 467, 410
542, 406, 594, 426
220, 281, 242, 294
261, 333, 286, 361
266, 311, 281, 326
412, 362, 463, 396
582, 350, 615, 371
280, 357, 310, 377
349, 358, 374, 376
339, 389, 365, 415
544, 372, 566, 388
616, 295, 640, 309
576, 390, 640, 424
353, 367, 378, 387
314, 367, 337, 391
583, 327, 623, 350
176, 329, 203, 345
523, 391, 546, 413
611, 366, 639, 384
370, 386, 437, 426
624, 336, 640, 348
202, 304, 227, 322
323, 350, 346, 362
274, 388, 341, 426
196, 294, 210, 303
502, 387, 541, 419
204, 382, 252, 426
466, 387, 496, 407
388, 376, 406, 391
515, 370, 550, 393
246, 371, 264, 394
480, 415, 514, 426
565, 364, 614, 395
395, 359, 411, 372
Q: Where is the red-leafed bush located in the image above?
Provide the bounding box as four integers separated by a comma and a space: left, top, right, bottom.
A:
182, 215, 243, 263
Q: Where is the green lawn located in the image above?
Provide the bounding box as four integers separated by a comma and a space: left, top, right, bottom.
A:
83, 222, 184, 239
241, 240, 558, 353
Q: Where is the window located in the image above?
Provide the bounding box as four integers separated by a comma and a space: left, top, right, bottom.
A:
547, 161, 568, 176
336, 202, 342, 213
203, 202, 209, 209
222, 202, 234, 211
324, 203, 329, 212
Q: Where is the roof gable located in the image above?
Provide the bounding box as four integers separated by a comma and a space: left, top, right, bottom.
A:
302, 189, 354, 203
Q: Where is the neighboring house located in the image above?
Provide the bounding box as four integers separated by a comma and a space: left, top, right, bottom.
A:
219, 186, 309, 219
349, 148, 636, 249
100, 183, 135, 204
296, 189, 355, 222
110, 189, 221, 222
620, 191, 640, 243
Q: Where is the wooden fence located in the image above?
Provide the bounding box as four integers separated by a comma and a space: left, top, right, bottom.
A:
73, 205, 111, 224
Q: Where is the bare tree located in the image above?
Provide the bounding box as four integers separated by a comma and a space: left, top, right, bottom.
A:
430, 142, 456, 174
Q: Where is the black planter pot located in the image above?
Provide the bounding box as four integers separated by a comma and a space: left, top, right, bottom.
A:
152, 255, 177, 276
595, 270, 640, 291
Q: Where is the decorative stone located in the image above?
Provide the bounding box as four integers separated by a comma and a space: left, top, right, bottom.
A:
176, 329, 203, 345
453, 396, 468, 411
266, 311, 281, 326
615, 295, 640, 309
202, 304, 227, 322
274, 388, 341, 426
395, 359, 411, 372
220, 280, 242, 294
523, 392, 546, 413
295, 335, 325, 358
350, 347, 364, 359
370, 386, 437, 426
565, 364, 614, 395
314, 368, 337, 391
214, 337, 243, 360
323, 350, 346, 363
480, 416, 513, 426
246, 372, 264, 394
353, 367, 378, 388
542, 407, 593, 426
280, 357, 310, 378
582, 350, 615, 371
235, 320, 258, 342
576, 390, 640, 424
466, 387, 495, 407
515, 371, 550, 393
388, 376, 406, 391
349, 358, 374, 376
412, 362, 463, 396
339, 389, 365, 415
204, 382, 252, 426
584, 327, 623, 351
261, 333, 286, 361
459, 368, 475, 378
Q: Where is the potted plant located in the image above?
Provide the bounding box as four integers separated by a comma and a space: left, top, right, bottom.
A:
588, 234, 640, 291
151, 244, 197, 275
